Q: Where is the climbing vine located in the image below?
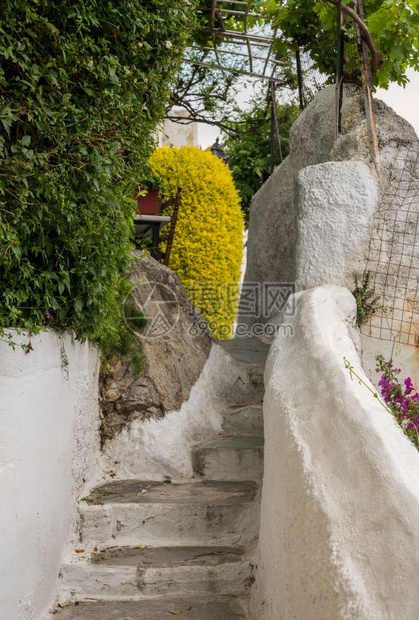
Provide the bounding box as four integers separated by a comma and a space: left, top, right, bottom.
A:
0, 0, 196, 351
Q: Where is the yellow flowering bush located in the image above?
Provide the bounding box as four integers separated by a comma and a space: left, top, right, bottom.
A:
150, 146, 244, 339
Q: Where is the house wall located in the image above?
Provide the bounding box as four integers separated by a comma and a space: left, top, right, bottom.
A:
0, 331, 99, 620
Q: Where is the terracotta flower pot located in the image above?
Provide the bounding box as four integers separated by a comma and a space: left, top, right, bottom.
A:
135, 187, 160, 215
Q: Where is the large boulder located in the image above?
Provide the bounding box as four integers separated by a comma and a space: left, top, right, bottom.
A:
241, 86, 419, 336
241, 85, 337, 326
100, 253, 212, 444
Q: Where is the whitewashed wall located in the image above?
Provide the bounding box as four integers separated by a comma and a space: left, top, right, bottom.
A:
0, 331, 99, 620
252, 286, 419, 620
159, 107, 197, 148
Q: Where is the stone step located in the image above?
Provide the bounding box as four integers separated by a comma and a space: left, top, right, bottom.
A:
217, 338, 270, 366
192, 436, 264, 481
221, 402, 263, 435
59, 545, 254, 602
80, 480, 259, 548
53, 595, 246, 619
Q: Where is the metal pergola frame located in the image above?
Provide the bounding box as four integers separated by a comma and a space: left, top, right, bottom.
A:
181, 0, 379, 170
184, 0, 283, 84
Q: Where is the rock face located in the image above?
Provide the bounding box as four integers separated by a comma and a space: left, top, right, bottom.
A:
100, 253, 212, 444
295, 160, 378, 291
241, 85, 419, 347
243, 86, 337, 304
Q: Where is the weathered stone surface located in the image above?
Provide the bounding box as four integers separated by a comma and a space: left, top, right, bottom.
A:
51, 336, 268, 613
79, 479, 260, 548
100, 253, 212, 443
221, 403, 264, 436
57, 545, 252, 602
242, 85, 337, 319
53, 596, 246, 619
241, 84, 419, 357
192, 435, 264, 481
85, 479, 257, 505
90, 545, 246, 567
295, 160, 378, 290
218, 337, 270, 365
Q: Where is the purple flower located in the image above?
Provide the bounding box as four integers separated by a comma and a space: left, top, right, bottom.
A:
375, 355, 419, 450
404, 377, 414, 395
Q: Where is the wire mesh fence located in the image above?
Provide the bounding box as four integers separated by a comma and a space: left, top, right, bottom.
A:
363, 137, 419, 348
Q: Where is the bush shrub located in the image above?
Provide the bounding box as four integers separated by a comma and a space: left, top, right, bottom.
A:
150, 146, 244, 339
0, 0, 195, 350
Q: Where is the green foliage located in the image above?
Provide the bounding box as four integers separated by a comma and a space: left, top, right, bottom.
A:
261, 0, 419, 89
352, 271, 381, 326
171, 1, 299, 133
150, 146, 244, 339
0, 0, 196, 351
366, 0, 419, 89
222, 99, 300, 224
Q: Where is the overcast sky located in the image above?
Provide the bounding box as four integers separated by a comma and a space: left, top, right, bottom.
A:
198, 68, 419, 149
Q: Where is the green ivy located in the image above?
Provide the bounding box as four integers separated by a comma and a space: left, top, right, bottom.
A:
0, 0, 196, 349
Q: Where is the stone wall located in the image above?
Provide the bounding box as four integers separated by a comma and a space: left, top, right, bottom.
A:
101, 340, 263, 481
0, 332, 99, 620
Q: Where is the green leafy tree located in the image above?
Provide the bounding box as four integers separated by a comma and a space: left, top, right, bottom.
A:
222, 98, 300, 224
0, 0, 196, 351
261, 0, 419, 89
169, 0, 298, 133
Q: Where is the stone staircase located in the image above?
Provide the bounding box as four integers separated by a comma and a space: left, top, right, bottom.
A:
53, 339, 269, 620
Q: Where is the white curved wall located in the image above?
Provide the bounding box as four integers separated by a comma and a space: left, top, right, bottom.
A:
102, 342, 263, 480
254, 286, 419, 620
0, 332, 99, 620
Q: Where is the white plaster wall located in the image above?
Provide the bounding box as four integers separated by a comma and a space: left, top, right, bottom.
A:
253, 286, 419, 620
0, 331, 100, 620
159, 107, 197, 148
102, 341, 262, 480
296, 161, 378, 291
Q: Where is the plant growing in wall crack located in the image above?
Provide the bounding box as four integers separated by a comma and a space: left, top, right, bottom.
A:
344, 357, 419, 451
352, 271, 381, 327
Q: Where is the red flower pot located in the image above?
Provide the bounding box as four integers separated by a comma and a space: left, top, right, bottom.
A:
135, 187, 160, 215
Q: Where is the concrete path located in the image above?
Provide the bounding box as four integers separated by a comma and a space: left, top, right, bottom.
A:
53, 338, 268, 619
